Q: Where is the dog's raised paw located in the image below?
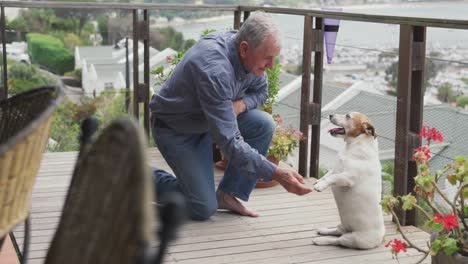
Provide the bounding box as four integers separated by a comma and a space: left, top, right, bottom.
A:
313, 181, 327, 192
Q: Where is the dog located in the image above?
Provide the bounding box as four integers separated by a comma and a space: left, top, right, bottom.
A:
312, 112, 385, 249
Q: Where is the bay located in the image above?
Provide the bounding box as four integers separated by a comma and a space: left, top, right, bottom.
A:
170, 1, 468, 51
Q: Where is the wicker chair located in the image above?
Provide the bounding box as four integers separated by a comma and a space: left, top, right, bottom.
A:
0, 86, 62, 263
45, 117, 158, 264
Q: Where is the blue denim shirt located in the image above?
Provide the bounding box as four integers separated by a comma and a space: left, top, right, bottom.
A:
150, 31, 276, 180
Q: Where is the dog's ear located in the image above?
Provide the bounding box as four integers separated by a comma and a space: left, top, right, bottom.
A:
362, 122, 376, 138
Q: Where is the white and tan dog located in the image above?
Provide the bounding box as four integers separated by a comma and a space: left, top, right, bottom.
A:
312, 112, 385, 249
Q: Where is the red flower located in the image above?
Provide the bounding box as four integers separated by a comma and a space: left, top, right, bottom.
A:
413, 146, 431, 162
434, 212, 459, 230
420, 126, 443, 144
385, 239, 408, 255
166, 56, 173, 62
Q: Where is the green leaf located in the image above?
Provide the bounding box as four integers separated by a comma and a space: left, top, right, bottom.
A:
463, 188, 468, 200
415, 174, 435, 193
155, 66, 164, 74
426, 220, 444, 232
381, 195, 399, 214
431, 238, 442, 256
455, 155, 466, 165
401, 194, 417, 210
447, 174, 458, 185
441, 237, 459, 256
419, 163, 429, 172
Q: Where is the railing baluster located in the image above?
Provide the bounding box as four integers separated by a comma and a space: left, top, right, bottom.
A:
394, 25, 426, 226
233, 10, 241, 29
0, 5, 7, 100
132, 9, 150, 138
132, 9, 139, 119
309, 17, 324, 179
243, 11, 250, 26
299, 15, 313, 178
143, 9, 150, 137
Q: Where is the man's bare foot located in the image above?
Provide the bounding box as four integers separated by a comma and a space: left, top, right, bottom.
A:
216, 190, 259, 217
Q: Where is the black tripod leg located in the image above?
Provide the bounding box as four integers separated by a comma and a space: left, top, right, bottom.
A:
0, 235, 5, 251
21, 216, 30, 264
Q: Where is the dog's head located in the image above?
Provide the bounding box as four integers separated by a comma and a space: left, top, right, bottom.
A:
328, 112, 376, 139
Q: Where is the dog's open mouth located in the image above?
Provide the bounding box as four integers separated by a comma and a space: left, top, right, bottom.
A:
329, 127, 345, 136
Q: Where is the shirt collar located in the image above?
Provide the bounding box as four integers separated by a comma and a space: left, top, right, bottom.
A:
228, 33, 249, 81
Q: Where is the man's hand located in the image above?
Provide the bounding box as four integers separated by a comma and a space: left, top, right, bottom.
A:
232, 100, 246, 116
272, 167, 313, 196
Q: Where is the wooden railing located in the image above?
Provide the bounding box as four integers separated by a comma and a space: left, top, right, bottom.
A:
1, 0, 468, 225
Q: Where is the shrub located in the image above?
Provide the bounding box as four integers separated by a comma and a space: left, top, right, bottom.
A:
64, 68, 82, 82
8, 63, 57, 95
26, 33, 74, 75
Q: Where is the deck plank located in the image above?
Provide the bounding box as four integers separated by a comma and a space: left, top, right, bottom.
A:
12, 149, 430, 263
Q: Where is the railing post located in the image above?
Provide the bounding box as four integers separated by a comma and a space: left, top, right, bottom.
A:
0, 5, 7, 100
125, 37, 130, 113
132, 9, 150, 138
243, 11, 250, 25
298, 15, 313, 178
233, 10, 241, 29
394, 25, 426, 226
143, 9, 150, 137
132, 9, 139, 119
309, 17, 324, 179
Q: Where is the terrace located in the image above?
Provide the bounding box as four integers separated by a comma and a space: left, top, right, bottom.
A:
0, 1, 467, 263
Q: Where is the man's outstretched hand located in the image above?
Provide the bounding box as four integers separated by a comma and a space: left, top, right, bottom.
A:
272, 167, 313, 195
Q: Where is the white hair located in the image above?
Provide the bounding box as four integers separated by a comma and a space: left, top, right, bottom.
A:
235, 11, 281, 50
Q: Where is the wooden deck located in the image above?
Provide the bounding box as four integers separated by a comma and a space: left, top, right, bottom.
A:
13, 149, 430, 264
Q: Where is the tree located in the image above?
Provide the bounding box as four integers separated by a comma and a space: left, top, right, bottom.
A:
437, 82, 457, 103
53, 5, 99, 37
385, 58, 444, 95
97, 16, 109, 45
456, 96, 468, 109
462, 77, 468, 86
17, 9, 55, 33
106, 15, 132, 46
377, 49, 397, 62
52, 0, 131, 37
150, 27, 185, 51
7, 16, 28, 41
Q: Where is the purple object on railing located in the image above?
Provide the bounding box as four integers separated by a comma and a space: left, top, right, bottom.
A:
321, 7, 343, 64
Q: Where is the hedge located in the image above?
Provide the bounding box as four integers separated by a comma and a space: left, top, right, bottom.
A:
26, 33, 74, 75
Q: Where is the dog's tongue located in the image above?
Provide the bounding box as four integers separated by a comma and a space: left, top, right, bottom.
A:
329, 127, 345, 134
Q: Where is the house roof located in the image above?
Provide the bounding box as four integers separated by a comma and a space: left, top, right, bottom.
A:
278, 71, 298, 88
77, 40, 159, 67
273, 76, 346, 129
77, 46, 114, 60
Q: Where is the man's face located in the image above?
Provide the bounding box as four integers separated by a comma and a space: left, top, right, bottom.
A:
239, 35, 281, 77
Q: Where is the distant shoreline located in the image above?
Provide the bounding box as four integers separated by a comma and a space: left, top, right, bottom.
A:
170, 0, 468, 25
340, 0, 468, 10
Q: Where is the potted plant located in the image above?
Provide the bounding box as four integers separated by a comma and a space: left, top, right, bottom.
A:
382, 126, 468, 263
256, 114, 304, 188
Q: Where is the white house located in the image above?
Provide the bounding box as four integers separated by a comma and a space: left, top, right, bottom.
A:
75, 39, 176, 95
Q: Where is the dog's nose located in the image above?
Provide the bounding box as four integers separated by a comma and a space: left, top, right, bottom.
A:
329, 115, 334, 120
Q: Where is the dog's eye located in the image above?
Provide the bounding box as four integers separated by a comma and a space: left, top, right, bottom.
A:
345, 114, 351, 119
